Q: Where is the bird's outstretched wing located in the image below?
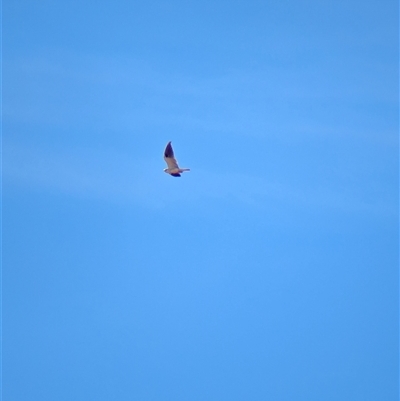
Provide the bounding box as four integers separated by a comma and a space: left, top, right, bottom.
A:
164, 141, 179, 169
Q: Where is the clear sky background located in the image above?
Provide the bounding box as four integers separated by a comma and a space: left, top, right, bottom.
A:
3, 1, 398, 400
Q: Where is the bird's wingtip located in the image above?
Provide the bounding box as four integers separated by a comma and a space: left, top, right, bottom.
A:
164, 141, 174, 158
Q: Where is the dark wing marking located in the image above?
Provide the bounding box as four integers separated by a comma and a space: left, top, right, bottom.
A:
171, 173, 181, 177
164, 141, 175, 158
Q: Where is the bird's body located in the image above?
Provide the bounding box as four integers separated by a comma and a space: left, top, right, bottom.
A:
163, 141, 190, 177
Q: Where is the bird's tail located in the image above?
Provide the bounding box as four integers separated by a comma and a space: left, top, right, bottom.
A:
180, 168, 190, 172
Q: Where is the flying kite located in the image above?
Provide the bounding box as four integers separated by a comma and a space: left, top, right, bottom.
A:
163, 141, 190, 177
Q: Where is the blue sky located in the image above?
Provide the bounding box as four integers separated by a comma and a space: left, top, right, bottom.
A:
3, 1, 398, 400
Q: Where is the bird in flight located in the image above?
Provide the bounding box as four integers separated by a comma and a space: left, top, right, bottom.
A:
163, 141, 190, 177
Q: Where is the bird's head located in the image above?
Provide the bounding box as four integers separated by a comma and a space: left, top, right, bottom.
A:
163, 168, 168, 173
